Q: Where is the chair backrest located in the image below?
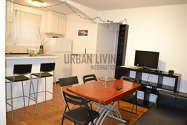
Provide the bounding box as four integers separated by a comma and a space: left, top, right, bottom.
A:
14, 64, 32, 75
59, 76, 79, 87
40, 63, 55, 72
83, 74, 97, 84
63, 91, 88, 107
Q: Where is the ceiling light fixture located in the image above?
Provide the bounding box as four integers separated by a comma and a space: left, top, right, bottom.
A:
29, 0, 48, 7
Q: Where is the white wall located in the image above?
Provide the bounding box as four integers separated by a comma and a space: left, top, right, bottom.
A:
100, 4, 187, 93
66, 14, 98, 54
66, 14, 120, 82
66, 14, 98, 83
0, 0, 6, 124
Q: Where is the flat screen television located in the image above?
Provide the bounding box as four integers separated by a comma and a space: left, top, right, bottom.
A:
134, 50, 159, 69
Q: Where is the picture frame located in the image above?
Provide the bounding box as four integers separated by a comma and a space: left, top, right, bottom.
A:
78, 30, 88, 36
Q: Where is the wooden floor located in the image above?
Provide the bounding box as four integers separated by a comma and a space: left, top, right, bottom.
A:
6, 84, 148, 125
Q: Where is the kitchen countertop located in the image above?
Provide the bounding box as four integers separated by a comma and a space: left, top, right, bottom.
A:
6, 53, 55, 111
6, 54, 57, 60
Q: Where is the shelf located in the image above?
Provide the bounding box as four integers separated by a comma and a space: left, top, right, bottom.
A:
117, 66, 181, 107
139, 80, 175, 92
120, 66, 181, 78
157, 84, 175, 91
140, 80, 157, 87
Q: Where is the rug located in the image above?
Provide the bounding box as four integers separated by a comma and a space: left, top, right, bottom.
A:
117, 101, 148, 125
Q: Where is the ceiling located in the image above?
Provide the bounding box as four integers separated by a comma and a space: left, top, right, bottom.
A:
74, 0, 187, 10
13, 0, 74, 14
12, 0, 187, 14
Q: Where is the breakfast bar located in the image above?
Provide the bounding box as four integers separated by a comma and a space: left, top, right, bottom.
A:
6, 54, 56, 111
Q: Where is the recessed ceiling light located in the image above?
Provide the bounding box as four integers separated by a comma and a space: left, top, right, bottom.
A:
28, 0, 48, 7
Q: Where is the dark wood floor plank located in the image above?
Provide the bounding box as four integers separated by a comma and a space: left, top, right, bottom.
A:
7, 84, 147, 125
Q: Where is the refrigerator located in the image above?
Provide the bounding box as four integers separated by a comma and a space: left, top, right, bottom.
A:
44, 38, 72, 81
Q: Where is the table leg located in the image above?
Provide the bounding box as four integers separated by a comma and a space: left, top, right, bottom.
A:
88, 107, 105, 125
110, 102, 122, 119
94, 102, 127, 125
95, 107, 108, 125
90, 102, 107, 125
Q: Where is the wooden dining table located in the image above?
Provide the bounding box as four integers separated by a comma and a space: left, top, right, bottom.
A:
67, 79, 141, 125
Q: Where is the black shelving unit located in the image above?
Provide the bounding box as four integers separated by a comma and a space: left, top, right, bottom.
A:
116, 66, 181, 107
115, 24, 129, 78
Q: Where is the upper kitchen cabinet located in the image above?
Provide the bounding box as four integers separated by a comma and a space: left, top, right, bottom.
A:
46, 11, 66, 35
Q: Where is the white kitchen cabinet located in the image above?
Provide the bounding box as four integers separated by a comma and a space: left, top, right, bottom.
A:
46, 11, 66, 34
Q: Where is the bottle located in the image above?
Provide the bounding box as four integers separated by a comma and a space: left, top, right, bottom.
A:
39, 45, 44, 55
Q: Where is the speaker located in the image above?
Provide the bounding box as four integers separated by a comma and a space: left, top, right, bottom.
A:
115, 24, 129, 79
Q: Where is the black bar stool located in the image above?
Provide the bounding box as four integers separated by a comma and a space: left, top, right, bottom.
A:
5, 64, 38, 118
31, 63, 55, 102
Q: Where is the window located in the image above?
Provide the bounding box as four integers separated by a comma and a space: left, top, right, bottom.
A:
15, 10, 41, 46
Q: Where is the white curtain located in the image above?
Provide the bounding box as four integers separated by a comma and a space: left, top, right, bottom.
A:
14, 9, 41, 46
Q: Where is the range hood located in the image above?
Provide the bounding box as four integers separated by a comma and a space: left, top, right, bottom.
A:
45, 33, 64, 38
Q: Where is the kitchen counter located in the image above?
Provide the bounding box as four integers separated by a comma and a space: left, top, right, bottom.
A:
6, 54, 56, 60
6, 54, 56, 111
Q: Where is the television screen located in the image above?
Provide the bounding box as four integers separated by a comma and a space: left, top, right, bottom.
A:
134, 50, 159, 69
